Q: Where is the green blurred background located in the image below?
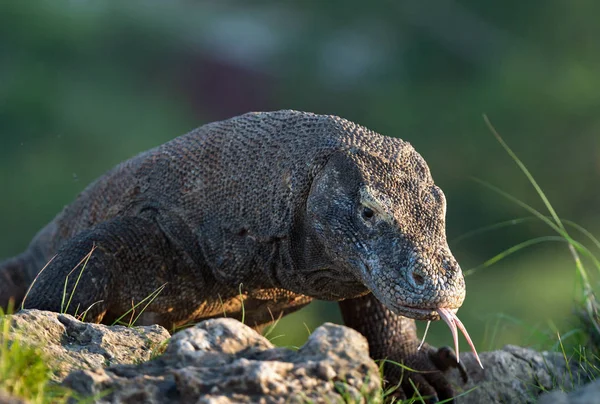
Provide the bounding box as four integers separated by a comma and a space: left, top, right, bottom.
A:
1, 1, 599, 352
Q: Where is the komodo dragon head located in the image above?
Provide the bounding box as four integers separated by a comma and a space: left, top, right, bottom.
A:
306, 146, 465, 318
304, 141, 480, 364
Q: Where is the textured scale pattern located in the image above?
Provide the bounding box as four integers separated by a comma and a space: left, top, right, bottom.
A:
0, 110, 468, 402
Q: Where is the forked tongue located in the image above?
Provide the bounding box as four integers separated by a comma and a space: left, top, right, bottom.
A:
435, 307, 483, 369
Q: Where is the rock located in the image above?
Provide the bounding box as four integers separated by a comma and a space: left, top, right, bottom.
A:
62, 318, 381, 403
3, 310, 593, 403
447, 345, 583, 403
6, 309, 170, 380
538, 379, 600, 404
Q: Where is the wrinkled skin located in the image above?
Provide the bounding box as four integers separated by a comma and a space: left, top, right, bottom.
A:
0, 111, 468, 402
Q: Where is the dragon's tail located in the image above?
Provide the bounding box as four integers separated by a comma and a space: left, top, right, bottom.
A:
0, 254, 36, 311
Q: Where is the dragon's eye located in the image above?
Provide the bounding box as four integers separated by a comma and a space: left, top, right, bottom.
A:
362, 206, 374, 220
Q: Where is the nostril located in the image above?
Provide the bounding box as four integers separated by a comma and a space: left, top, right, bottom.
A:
412, 272, 425, 286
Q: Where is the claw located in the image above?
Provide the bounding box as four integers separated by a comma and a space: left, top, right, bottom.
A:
437, 308, 483, 369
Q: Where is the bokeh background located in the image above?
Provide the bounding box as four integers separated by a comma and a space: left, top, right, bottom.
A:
1, 1, 599, 352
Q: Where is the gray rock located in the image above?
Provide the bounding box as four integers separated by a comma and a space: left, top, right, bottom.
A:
62, 318, 382, 403
538, 379, 600, 404
447, 345, 584, 403
3, 310, 593, 403
7, 309, 170, 380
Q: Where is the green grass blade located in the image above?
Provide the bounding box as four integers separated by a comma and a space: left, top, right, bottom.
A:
111, 283, 167, 327
451, 217, 535, 245
262, 307, 284, 340
472, 178, 598, 270
472, 178, 563, 235
464, 236, 566, 276
79, 300, 105, 322
60, 275, 68, 314
453, 216, 600, 254
217, 293, 227, 318
407, 378, 427, 403
238, 283, 245, 325
63, 245, 96, 314
21, 255, 56, 311
483, 117, 600, 342
563, 219, 600, 252
130, 283, 167, 327
467, 182, 600, 277
483, 115, 564, 230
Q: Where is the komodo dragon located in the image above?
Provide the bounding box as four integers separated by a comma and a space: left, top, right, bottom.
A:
0, 110, 479, 401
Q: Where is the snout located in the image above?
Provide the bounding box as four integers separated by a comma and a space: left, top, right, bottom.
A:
361, 244, 466, 322
403, 258, 464, 297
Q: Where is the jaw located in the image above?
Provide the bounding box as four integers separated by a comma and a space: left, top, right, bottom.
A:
366, 281, 461, 321
392, 304, 454, 321
362, 268, 465, 321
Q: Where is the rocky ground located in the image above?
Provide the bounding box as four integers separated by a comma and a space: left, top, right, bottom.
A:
0, 310, 597, 403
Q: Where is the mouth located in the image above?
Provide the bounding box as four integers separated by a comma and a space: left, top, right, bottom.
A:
410, 306, 484, 370
394, 304, 448, 320
393, 304, 483, 369
363, 273, 483, 367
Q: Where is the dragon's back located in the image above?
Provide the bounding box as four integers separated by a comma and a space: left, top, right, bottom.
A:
2, 110, 410, 305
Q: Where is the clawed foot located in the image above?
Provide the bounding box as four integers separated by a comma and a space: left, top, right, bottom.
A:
383, 344, 467, 403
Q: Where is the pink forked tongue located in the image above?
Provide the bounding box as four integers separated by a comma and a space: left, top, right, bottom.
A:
418, 308, 484, 369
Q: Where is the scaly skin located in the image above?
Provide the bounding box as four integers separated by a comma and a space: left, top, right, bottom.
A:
0, 110, 467, 401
